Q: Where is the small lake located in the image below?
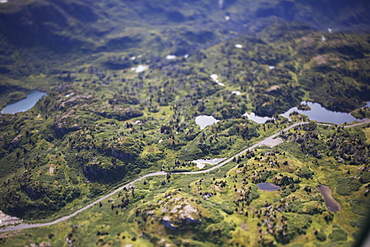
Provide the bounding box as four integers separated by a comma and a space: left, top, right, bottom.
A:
1, 91, 47, 114
363, 102, 370, 108
195, 115, 219, 129
257, 182, 280, 192
280, 101, 362, 124
243, 112, 274, 124
130, 65, 148, 73
192, 158, 226, 169
245, 101, 368, 124
317, 185, 341, 212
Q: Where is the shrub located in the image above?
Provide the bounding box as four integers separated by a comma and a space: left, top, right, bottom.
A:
221, 202, 234, 215
329, 229, 348, 242
297, 168, 314, 179
360, 172, 370, 184
350, 198, 370, 216
315, 231, 327, 242
336, 177, 362, 195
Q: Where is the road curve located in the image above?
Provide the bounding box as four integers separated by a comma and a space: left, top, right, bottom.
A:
1, 119, 369, 233
343, 118, 370, 128
0, 171, 167, 232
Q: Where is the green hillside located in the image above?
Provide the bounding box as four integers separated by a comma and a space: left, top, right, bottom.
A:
0, 0, 369, 246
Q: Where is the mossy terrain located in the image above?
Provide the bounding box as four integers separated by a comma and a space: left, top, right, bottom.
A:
0, 0, 369, 246
1, 123, 369, 246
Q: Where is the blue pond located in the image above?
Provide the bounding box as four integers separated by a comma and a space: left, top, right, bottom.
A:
280, 101, 362, 124
245, 101, 368, 125
1, 91, 47, 114
257, 182, 280, 192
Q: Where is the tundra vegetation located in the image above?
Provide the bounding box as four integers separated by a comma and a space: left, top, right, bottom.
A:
0, 0, 370, 246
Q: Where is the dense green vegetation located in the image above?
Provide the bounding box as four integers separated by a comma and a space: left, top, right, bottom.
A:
1, 123, 369, 246
1, 25, 368, 221
0, 0, 369, 246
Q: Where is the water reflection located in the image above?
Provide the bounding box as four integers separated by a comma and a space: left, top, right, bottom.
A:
243, 112, 274, 124
317, 185, 341, 212
280, 101, 361, 124
1, 91, 47, 114
244, 101, 367, 124
195, 115, 219, 129
257, 182, 280, 191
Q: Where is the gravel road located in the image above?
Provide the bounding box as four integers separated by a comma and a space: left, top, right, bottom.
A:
1, 119, 368, 233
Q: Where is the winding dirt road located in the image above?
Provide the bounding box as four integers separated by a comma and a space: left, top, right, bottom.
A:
1, 119, 369, 233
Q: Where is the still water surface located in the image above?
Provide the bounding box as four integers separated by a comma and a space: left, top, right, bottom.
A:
1, 91, 47, 114
280, 101, 362, 124
257, 182, 280, 191
195, 115, 219, 129
245, 101, 367, 124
